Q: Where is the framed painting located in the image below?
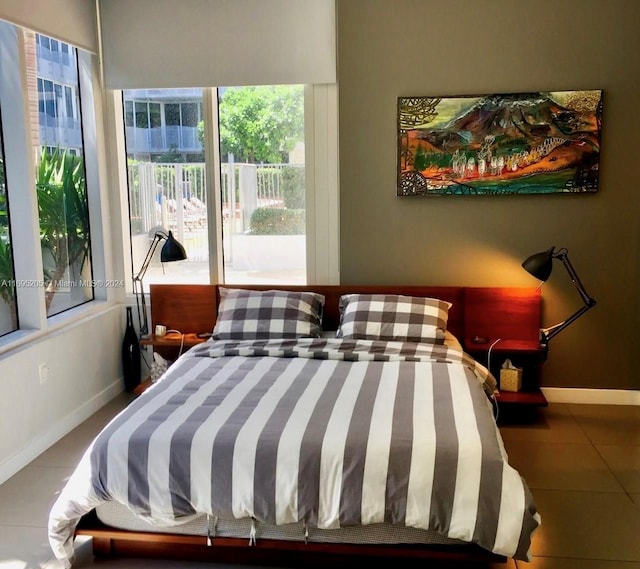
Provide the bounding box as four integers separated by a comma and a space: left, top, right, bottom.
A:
397, 90, 603, 196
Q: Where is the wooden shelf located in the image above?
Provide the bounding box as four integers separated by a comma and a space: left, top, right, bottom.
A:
464, 339, 546, 356
140, 333, 206, 348
496, 388, 547, 406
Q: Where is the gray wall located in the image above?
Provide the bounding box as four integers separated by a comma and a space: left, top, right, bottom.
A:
336, 0, 640, 390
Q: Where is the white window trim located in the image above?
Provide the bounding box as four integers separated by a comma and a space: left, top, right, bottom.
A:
78, 49, 109, 302
305, 84, 340, 285
202, 88, 224, 284
102, 89, 131, 303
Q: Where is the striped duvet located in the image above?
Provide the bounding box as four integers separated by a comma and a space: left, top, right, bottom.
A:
48, 338, 540, 567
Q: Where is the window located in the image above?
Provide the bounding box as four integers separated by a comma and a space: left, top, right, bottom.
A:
38, 78, 77, 123
163, 102, 202, 129
0, 22, 105, 345
135, 101, 149, 128
124, 100, 134, 127
43, 79, 54, 117
123, 88, 208, 286
27, 32, 94, 317
218, 85, 306, 284
165, 103, 180, 126
0, 119, 17, 336
149, 103, 161, 128
181, 103, 199, 127
39, 34, 50, 51
123, 85, 306, 287
64, 85, 74, 118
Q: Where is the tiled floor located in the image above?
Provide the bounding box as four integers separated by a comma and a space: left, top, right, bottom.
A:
0, 398, 639, 568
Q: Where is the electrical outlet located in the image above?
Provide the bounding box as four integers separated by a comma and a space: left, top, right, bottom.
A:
38, 363, 50, 385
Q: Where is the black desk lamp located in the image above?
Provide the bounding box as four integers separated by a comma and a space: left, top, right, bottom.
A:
522, 246, 596, 345
133, 230, 187, 338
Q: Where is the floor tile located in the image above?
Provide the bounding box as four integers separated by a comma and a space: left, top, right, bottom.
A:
517, 556, 640, 568
530, 489, 640, 561
503, 440, 624, 492
567, 404, 640, 445
0, 525, 58, 568
595, 444, 640, 493
3, 395, 640, 569
0, 465, 74, 527
499, 404, 589, 444
568, 404, 640, 420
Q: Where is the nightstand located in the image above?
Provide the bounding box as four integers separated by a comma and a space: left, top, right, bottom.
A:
463, 287, 547, 409
137, 333, 207, 393
464, 339, 548, 407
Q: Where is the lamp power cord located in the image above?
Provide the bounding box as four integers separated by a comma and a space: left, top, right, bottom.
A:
166, 329, 186, 358
486, 338, 502, 422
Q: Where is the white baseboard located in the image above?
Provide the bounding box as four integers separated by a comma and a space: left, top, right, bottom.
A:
0, 378, 124, 486
542, 387, 640, 406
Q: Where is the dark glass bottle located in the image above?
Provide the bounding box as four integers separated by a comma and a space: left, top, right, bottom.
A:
122, 306, 141, 392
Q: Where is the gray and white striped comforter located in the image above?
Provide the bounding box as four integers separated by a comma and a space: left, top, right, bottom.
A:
48, 338, 540, 567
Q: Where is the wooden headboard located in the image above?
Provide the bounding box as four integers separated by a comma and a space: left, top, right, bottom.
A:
149, 283, 541, 345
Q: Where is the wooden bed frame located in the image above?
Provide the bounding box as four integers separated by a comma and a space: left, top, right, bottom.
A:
76, 510, 502, 567
76, 284, 542, 567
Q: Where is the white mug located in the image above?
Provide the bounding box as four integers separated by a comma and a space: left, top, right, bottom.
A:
155, 324, 167, 337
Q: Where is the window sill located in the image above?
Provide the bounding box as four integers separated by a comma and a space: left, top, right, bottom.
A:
0, 299, 118, 358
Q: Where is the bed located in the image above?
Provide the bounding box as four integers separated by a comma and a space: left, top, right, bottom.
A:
48, 284, 541, 567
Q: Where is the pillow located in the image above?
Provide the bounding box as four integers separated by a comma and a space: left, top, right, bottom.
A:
335, 293, 452, 343
212, 287, 325, 340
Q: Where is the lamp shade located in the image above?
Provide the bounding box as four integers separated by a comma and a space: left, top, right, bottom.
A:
522, 246, 555, 282
160, 231, 187, 263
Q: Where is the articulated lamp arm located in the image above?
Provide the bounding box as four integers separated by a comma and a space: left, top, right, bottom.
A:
540, 302, 595, 344
522, 246, 596, 346
132, 233, 164, 338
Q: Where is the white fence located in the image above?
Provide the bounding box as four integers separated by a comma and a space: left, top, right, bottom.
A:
128, 162, 302, 263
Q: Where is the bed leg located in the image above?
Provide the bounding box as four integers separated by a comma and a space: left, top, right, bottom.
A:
91, 537, 113, 557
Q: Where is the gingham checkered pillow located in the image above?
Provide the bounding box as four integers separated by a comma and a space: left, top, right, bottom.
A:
212, 288, 325, 340
336, 293, 452, 343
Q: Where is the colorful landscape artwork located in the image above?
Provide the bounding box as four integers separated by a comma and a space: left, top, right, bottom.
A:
397, 90, 603, 196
